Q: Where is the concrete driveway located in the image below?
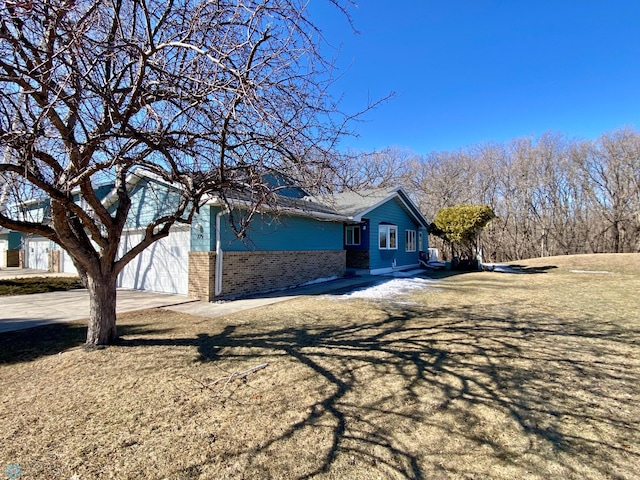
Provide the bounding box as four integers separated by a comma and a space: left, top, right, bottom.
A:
0, 268, 384, 334
0, 288, 198, 334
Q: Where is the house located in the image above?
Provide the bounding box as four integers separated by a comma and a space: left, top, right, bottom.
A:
0, 228, 22, 268
3, 173, 430, 299
113, 172, 351, 299
1, 197, 55, 270
1, 183, 114, 272
316, 187, 430, 275
182, 183, 429, 299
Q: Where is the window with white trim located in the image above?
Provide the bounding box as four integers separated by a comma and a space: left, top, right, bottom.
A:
406, 230, 416, 252
379, 224, 397, 250
345, 225, 361, 246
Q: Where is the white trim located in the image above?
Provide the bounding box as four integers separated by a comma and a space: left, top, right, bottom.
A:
119, 224, 191, 234
406, 229, 416, 252
351, 188, 430, 228
378, 224, 398, 250
370, 263, 420, 275
353, 188, 402, 221
393, 193, 430, 228
215, 209, 229, 296
370, 266, 394, 275
345, 225, 361, 246
206, 196, 350, 222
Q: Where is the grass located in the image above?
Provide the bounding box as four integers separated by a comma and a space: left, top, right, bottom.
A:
1, 253, 639, 479
0, 276, 82, 296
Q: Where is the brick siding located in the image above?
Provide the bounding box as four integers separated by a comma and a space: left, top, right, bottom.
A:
188, 251, 216, 300
188, 250, 346, 301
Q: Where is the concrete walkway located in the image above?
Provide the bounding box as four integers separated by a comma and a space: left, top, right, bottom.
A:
0, 267, 78, 279
0, 269, 384, 334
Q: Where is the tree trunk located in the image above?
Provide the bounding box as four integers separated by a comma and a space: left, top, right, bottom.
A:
85, 273, 118, 346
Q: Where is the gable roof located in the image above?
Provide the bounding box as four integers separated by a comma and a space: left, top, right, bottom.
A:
207, 189, 349, 222
315, 187, 430, 227
98, 170, 428, 226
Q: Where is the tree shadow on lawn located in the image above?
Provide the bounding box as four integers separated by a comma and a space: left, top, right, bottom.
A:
119, 303, 640, 479
423, 264, 558, 282
0, 322, 173, 365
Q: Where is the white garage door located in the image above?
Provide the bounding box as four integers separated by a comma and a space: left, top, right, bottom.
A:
61, 249, 78, 274
0, 238, 7, 268
27, 237, 50, 271
117, 228, 189, 295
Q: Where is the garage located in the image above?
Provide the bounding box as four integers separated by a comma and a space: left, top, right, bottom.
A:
26, 236, 50, 271
117, 227, 189, 295
0, 237, 7, 268
61, 248, 78, 274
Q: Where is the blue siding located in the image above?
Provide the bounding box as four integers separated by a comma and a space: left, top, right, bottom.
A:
94, 183, 115, 200
191, 205, 212, 252
8, 231, 22, 249
0, 231, 24, 250
365, 198, 423, 272
116, 178, 343, 254
124, 179, 185, 229
214, 208, 342, 251
72, 183, 115, 204
12, 200, 48, 223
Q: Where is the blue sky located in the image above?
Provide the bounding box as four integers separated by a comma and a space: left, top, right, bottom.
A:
309, 1, 640, 154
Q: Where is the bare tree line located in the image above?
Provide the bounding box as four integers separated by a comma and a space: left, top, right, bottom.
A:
337, 128, 640, 262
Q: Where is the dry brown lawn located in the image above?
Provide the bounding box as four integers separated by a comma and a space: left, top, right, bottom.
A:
1, 253, 639, 479
0, 276, 82, 296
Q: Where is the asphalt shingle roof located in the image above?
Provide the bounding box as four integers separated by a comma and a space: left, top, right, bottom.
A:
313, 187, 401, 218
312, 186, 430, 227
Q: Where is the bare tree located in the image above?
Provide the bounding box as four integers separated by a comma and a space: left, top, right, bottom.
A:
411, 149, 476, 217
0, 0, 358, 346
403, 127, 639, 262
324, 146, 417, 192
577, 129, 640, 253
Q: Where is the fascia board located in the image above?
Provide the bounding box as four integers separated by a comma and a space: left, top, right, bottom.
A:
395, 191, 430, 227
101, 169, 182, 210
206, 196, 349, 222
352, 187, 402, 221
352, 188, 429, 227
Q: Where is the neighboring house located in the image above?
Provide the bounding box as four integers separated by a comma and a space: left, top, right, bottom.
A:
2, 198, 54, 271
0, 228, 22, 268
3, 173, 430, 299
2, 183, 114, 273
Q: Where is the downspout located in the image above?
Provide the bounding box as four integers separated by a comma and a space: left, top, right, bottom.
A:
214, 208, 228, 297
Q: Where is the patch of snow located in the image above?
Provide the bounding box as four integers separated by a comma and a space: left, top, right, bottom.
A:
569, 270, 612, 274
338, 277, 438, 300
482, 263, 526, 274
